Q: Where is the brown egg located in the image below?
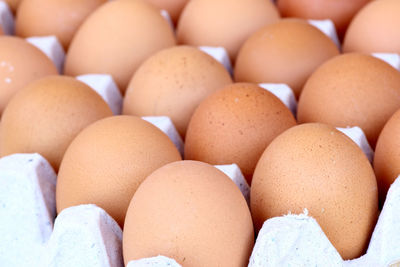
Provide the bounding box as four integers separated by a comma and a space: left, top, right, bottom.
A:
185, 83, 296, 183
297, 53, 400, 148
144, 0, 188, 24
5, 0, 21, 13
374, 109, 400, 205
176, 0, 280, 60
343, 0, 400, 54
56, 116, 182, 226
0, 36, 57, 115
123, 160, 254, 266
16, 0, 107, 50
0, 75, 112, 170
276, 0, 371, 39
251, 123, 378, 260
235, 19, 339, 97
64, 0, 176, 93
123, 46, 232, 138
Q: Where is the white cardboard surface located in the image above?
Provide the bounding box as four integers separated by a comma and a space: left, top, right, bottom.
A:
0, 1, 14, 35
258, 83, 297, 116
214, 164, 250, 205
250, 177, 400, 267
127, 256, 182, 267
198, 46, 233, 75
0, 154, 124, 267
142, 116, 184, 157
308, 19, 340, 50
44, 205, 123, 267
77, 74, 123, 115
336, 126, 374, 163
26, 36, 65, 74
372, 53, 400, 71
249, 210, 343, 267
0, 153, 56, 267
361, 177, 400, 266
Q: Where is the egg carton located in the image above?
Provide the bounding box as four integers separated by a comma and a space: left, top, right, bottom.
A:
0, 112, 391, 267
1, 4, 400, 266
0, 1, 14, 35
0, 153, 249, 266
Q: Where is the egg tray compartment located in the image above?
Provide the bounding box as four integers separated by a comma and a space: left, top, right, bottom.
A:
1, 124, 400, 267
0, 152, 399, 267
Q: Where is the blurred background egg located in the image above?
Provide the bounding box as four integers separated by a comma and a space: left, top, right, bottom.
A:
343, 0, 400, 54
123, 46, 232, 138
56, 116, 182, 227
16, 0, 107, 50
144, 0, 188, 24
251, 123, 378, 260
235, 19, 339, 97
176, 0, 280, 61
64, 0, 176, 93
123, 160, 254, 267
276, 0, 371, 39
0, 36, 57, 116
374, 109, 400, 205
184, 83, 296, 183
0, 75, 112, 170
297, 53, 400, 147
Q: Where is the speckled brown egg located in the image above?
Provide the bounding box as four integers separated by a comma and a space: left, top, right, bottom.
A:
0, 75, 112, 170
144, 0, 188, 24
56, 116, 182, 227
297, 53, 400, 148
123, 160, 254, 267
185, 83, 296, 183
123, 46, 232, 138
374, 109, 400, 205
343, 0, 400, 54
276, 0, 371, 39
235, 19, 339, 97
16, 0, 107, 50
64, 0, 176, 93
0, 36, 57, 115
176, 0, 280, 60
251, 123, 378, 260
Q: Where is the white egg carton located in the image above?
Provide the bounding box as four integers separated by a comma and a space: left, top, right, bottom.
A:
0, 1, 14, 35
1, 4, 399, 267
0, 153, 248, 267
1, 113, 395, 267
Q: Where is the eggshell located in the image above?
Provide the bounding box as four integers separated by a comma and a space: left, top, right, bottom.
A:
123, 46, 232, 138
144, 0, 188, 24
343, 0, 400, 54
0, 36, 57, 115
16, 0, 107, 50
56, 116, 182, 227
374, 109, 400, 205
64, 0, 176, 93
123, 160, 254, 267
0, 75, 112, 171
251, 123, 378, 260
184, 83, 296, 183
297, 53, 400, 147
276, 0, 371, 38
235, 19, 339, 97
176, 0, 280, 60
